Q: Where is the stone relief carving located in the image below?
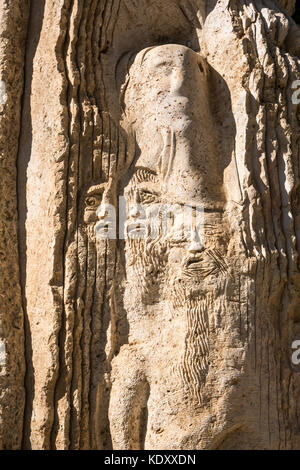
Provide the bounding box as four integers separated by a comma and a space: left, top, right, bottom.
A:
1, 0, 299, 450
108, 44, 231, 449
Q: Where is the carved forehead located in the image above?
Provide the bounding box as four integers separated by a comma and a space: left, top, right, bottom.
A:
85, 184, 105, 197
134, 43, 201, 70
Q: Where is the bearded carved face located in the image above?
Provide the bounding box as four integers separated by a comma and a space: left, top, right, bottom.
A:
124, 167, 228, 301
118, 44, 232, 409
122, 169, 229, 408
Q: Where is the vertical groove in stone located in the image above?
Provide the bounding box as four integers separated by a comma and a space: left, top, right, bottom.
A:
0, 0, 30, 450
50, 0, 122, 449
18, 0, 73, 449
51, 0, 83, 449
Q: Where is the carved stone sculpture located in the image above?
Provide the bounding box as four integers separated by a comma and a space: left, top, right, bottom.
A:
0, 0, 300, 450
108, 44, 230, 449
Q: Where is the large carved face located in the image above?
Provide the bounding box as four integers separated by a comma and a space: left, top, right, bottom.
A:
121, 45, 230, 407
122, 44, 228, 304
122, 167, 229, 410
121, 43, 226, 209
123, 168, 228, 303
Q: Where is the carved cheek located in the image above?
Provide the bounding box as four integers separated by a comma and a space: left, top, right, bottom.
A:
168, 247, 186, 266
84, 209, 97, 224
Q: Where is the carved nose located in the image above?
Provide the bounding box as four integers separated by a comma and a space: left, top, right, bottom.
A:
129, 206, 140, 219
97, 206, 107, 220
188, 229, 204, 254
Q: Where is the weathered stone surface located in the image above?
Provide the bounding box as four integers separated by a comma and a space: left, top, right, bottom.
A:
0, 0, 299, 450
0, 0, 29, 450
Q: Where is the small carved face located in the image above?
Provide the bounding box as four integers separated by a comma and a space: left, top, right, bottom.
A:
83, 185, 104, 225
82, 183, 119, 243
81, 184, 106, 242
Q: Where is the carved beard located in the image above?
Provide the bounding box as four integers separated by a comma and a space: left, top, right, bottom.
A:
125, 236, 228, 409
169, 279, 211, 410
125, 235, 168, 305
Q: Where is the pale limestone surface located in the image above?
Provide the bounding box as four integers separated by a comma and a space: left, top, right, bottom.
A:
0, 0, 29, 449
0, 0, 299, 450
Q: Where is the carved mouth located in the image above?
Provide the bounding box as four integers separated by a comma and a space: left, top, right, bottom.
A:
185, 257, 203, 272
186, 257, 203, 268
183, 250, 228, 279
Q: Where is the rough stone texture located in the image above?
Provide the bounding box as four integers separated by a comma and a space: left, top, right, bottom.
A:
0, 0, 299, 450
0, 0, 29, 449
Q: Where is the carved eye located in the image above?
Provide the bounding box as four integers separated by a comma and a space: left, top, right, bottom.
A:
86, 197, 97, 207
138, 190, 159, 205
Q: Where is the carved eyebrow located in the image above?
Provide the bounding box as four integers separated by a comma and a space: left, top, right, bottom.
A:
86, 185, 105, 197
132, 167, 159, 184
140, 46, 159, 64
204, 208, 224, 214
139, 189, 159, 195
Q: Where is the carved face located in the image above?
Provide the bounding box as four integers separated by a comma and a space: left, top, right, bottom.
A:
121, 44, 229, 406
124, 167, 228, 301
122, 44, 228, 301
121, 43, 226, 209
122, 166, 228, 408
81, 184, 106, 241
